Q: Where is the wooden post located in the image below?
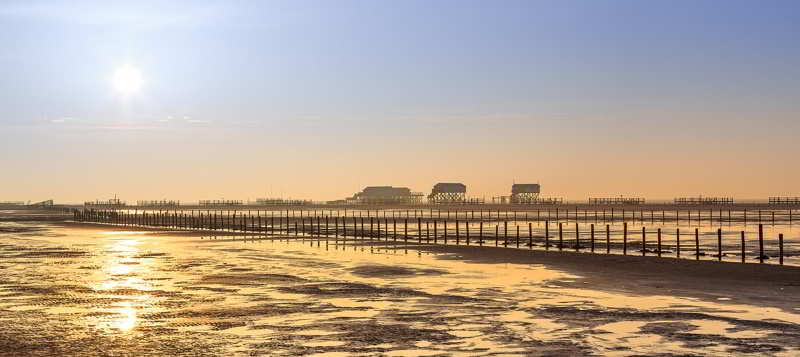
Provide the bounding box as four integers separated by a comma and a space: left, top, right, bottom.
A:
504, 221, 508, 246
404, 218, 408, 242
495, 225, 499, 246
642, 227, 646, 256
759, 224, 764, 263
677, 228, 681, 259
590, 224, 595, 252
516, 225, 520, 248
478, 221, 482, 246
558, 222, 563, 251
717, 228, 722, 262
443, 219, 447, 244
741, 231, 745, 263
623, 222, 627, 255
605, 224, 610, 254
418, 218, 422, 243
466, 222, 472, 245
434, 221, 438, 244
529, 222, 533, 249
779, 233, 784, 265
657, 228, 661, 257
455, 220, 460, 244
545, 221, 549, 250
695, 228, 700, 260
575, 223, 580, 251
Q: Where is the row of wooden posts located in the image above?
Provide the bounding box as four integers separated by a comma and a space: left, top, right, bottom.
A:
86, 207, 798, 225
74, 209, 789, 265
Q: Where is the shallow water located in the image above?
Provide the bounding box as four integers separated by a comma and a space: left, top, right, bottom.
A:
1, 221, 799, 356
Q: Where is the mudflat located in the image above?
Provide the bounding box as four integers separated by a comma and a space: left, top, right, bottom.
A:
1, 215, 799, 356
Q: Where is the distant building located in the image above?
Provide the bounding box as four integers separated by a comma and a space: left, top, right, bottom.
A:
347, 186, 423, 204
510, 184, 541, 204
428, 183, 467, 204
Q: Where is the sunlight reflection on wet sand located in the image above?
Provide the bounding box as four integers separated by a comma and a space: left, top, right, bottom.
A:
1, 222, 799, 356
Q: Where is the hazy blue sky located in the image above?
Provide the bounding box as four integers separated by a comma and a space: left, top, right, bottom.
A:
1, 0, 798, 202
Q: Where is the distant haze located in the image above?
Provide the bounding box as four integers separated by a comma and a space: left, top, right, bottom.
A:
1, 1, 798, 203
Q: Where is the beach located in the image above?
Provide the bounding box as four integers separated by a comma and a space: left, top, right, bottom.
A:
1, 210, 799, 356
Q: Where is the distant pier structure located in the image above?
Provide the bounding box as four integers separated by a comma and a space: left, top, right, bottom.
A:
199, 199, 243, 207
137, 200, 179, 207
769, 197, 800, 205
510, 184, 540, 204
85, 198, 126, 208
347, 186, 423, 205
428, 183, 467, 204
253, 198, 312, 205
589, 196, 645, 205
674, 197, 734, 205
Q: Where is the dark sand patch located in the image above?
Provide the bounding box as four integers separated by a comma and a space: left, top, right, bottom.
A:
349, 264, 448, 278
199, 273, 307, 286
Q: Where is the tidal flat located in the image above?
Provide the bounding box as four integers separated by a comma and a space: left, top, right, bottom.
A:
1, 214, 799, 356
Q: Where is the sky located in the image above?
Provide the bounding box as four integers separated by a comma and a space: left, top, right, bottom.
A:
1, 0, 798, 203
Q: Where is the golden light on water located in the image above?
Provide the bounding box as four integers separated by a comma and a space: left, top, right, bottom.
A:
94, 237, 149, 333
113, 302, 138, 331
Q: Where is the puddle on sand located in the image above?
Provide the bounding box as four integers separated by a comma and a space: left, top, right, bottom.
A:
0, 221, 799, 356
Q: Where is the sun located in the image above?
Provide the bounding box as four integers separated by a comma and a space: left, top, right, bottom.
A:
112, 65, 144, 95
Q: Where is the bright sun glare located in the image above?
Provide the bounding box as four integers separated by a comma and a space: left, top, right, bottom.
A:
112, 65, 144, 95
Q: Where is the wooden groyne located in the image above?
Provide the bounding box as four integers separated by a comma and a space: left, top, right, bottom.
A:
73, 208, 796, 266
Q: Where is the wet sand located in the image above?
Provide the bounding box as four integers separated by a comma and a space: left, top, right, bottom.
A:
1, 216, 799, 356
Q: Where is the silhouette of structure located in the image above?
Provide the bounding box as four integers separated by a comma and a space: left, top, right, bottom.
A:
674, 197, 734, 205
29, 200, 54, 207
510, 184, 540, 204
137, 200, 179, 207
253, 198, 312, 205
769, 197, 800, 205
199, 199, 243, 206
589, 196, 645, 205
347, 186, 423, 205
428, 183, 467, 204
85, 198, 126, 207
